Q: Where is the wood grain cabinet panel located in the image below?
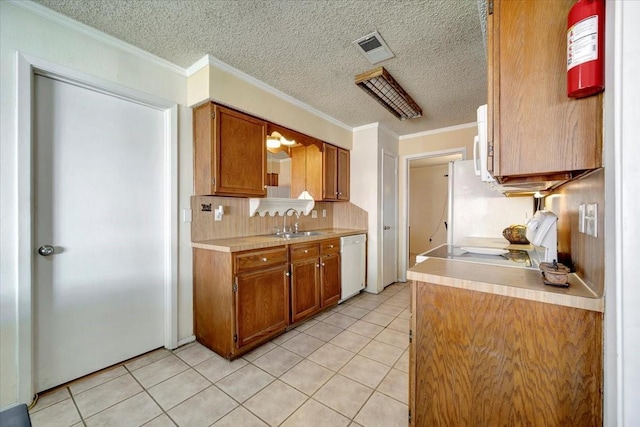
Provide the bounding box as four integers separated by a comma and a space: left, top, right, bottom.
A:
291, 142, 349, 201
410, 281, 603, 426
193, 102, 267, 196
488, 0, 602, 186
235, 264, 289, 349
289, 238, 341, 323
193, 247, 288, 359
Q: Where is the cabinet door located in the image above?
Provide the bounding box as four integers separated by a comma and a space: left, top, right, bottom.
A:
194, 103, 267, 196
290, 257, 321, 323
323, 143, 338, 200
291, 143, 323, 201
215, 105, 267, 196
320, 252, 341, 307
489, 0, 602, 181
235, 264, 288, 350
337, 148, 350, 201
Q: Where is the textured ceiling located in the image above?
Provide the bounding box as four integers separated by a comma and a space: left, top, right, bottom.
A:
35, 0, 487, 136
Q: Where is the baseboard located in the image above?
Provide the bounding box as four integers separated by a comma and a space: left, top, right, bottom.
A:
177, 335, 196, 348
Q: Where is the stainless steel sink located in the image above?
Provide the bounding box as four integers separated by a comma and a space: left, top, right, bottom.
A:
280, 231, 326, 239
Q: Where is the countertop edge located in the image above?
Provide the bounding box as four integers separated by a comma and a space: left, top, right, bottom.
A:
407, 259, 604, 313
191, 228, 367, 253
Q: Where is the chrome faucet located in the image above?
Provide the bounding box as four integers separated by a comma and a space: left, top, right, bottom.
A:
283, 208, 299, 234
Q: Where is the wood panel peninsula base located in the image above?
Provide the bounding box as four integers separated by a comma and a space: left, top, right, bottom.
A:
407, 259, 603, 426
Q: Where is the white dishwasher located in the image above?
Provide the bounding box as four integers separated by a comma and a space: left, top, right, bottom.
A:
340, 234, 366, 302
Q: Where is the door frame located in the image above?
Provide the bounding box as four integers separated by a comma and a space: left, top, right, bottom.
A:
380, 149, 399, 288
16, 53, 178, 403
400, 147, 467, 282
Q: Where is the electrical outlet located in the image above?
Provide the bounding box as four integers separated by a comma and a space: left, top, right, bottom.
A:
322, 209, 327, 218
311, 210, 317, 219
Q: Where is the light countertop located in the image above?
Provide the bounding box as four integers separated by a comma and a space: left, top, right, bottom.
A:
408, 257, 603, 312
192, 228, 367, 252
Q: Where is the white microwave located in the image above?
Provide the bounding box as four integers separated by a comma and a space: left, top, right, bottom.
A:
473, 104, 495, 183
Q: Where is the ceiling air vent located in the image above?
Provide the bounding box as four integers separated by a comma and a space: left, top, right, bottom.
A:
352, 31, 394, 64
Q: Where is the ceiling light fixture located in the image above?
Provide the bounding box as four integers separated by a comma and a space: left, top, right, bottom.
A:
266, 131, 296, 149
355, 66, 422, 120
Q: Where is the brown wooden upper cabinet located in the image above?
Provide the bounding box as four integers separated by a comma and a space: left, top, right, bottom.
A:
291, 142, 350, 202
487, 0, 602, 187
193, 102, 267, 196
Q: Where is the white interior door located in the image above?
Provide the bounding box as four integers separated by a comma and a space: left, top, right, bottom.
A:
34, 75, 166, 392
382, 151, 398, 287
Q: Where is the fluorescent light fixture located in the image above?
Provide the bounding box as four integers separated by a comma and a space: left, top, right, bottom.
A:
355, 66, 422, 120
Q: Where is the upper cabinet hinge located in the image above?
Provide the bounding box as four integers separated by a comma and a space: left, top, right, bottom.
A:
408, 408, 412, 423
488, 141, 494, 156
409, 329, 413, 343
211, 111, 215, 120
212, 177, 216, 186
233, 277, 238, 293
488, 0, 494, 15
233, 334, 237, 342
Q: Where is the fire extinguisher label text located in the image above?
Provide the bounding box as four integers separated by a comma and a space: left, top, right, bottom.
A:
567, 15, 598, 71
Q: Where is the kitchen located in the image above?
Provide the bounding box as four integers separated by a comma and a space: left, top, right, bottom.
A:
1, 0, 639, 426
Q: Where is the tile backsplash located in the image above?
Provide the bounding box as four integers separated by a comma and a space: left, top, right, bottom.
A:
191, 196, 367, 242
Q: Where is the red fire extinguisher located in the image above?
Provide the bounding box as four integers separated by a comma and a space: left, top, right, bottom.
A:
567, 0, 605, 98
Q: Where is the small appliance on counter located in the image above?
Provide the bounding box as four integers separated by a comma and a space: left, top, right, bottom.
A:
525, 210, 558, 263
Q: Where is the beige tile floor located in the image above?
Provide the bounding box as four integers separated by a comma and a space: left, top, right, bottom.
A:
28, 282, 410, 427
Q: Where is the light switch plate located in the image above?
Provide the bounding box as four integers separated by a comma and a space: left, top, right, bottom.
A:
311, 210, 317, 219
585, 203, 598, 237
322, 209, 327, 218
578, 204, 585, 233
182, 208, 192, 223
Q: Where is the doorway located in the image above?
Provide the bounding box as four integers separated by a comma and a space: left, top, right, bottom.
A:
17, 55, 178, 400
403, 149, 465, 271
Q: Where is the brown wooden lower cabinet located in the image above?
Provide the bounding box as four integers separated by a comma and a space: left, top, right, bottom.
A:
193, 247, 289, 359
194, 237, 343, 359
410, 281, 603, 426
290, 238, 341, 324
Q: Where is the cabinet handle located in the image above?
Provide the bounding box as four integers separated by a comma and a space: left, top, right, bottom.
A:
316, 264, 320, 268
262, 257, 268, 262
285, 271, 290, 277
322, 263, 325, 267
304, 250, 308, 253
329, 245, 334, 248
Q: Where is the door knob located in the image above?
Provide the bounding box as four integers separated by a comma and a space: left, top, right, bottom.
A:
38, 245, 55, 256
384, 226, 391, 230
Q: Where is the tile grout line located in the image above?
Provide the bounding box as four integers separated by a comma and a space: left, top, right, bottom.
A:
31, 283, 410, 426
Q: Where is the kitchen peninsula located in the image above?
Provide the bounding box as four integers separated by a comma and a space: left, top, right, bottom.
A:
407, 258, 603, 426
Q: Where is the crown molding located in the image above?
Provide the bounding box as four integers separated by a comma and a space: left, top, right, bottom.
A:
399, 121, 477, 140
188, 55, 352, 132
352, 122, 380, 132
352, 122, 399, 140
8, 0, 187, 76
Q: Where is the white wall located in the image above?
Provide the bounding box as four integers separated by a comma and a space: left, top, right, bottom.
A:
0, 1, 192, 408
351, 124, 399, 293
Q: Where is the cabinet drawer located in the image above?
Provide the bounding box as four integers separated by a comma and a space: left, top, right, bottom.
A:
234, 247, 287, 273
290, 243, 319, 261
320, 239, 340, 255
